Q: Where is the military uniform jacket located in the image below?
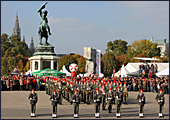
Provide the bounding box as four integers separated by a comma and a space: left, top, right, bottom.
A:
106, 91, 115, 103
50, 93, 59, 105
155, 93, 165, 105
72, 93, 80, 104
57, 85, 63, 93
115, 91, 123, 105
28, 93, 38, 105
94, 93, 102, 103
137, 93, 145, 105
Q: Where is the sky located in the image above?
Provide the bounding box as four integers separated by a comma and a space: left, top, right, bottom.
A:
1, 1, 169, 55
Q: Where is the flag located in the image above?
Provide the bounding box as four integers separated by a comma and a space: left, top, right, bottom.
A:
149, 69, 153, 79
112, 68, 115, 78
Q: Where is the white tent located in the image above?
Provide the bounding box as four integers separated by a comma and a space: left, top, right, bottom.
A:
115, 63, 169, 77
156, 68, 169, 76
60, 65, 71, 76
114, 64, 129, 77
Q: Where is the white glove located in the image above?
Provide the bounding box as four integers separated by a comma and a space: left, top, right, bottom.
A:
51, 99, 53, 101
30, 98, 32, 100
94, 100, 96, 102
116, 96, 118, 99
73, 100, 75, 102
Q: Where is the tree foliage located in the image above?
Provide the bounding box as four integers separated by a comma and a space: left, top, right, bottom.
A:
105, 39, 128, 57
116, 54, 130, 68
58, 54, 86, 74
101, 52, 119, 77
1, 33, 32, 76
127, 40, 161, 58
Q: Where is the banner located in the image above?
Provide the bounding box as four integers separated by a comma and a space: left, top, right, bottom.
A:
112, 68, 115, 78
96, 50, 101, 75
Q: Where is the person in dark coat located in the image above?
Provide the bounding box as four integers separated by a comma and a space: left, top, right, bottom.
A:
72, 89, 80, 118
28, 89, 38, 117
50, 90, 59, 118
155, 89, 165, 117
137, 89, 145, 118
94, 88, 102, 118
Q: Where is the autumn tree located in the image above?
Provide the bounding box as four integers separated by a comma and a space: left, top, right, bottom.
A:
58, 55, 77, 72
116, 54, 130, 69
72, 54, 86, 73
17, 59, 24, 73
101, 52, 119, 77
127, 40, 161, 58
105, 39, 128, 57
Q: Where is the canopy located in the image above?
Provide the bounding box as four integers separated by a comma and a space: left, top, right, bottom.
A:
133, 57, 161, 61
156, 68, 169, 76
31, 68, 66, 76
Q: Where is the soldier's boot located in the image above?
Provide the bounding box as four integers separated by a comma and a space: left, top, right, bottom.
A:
74, 114, 76, 118
76, 114, 79, 118
116, 113, 119, 117
97, 113, 100, 118
95, 113, 97, 118
33, 113, 36, 117
159, 113, 163, 117
118, 113, 121, 117
31, 113, 33, 117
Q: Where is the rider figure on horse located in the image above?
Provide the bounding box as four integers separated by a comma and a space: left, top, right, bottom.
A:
37, 2, 51, 45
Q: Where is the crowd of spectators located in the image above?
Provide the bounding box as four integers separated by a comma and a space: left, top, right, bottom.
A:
1, 74, 169, 94
139, 63, 158, 77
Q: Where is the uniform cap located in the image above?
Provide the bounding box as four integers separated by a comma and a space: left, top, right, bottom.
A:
109, 88, 112, 90
160, 89, 162, 91
140, 89, 143, 91
32, 89, 34, 91
120, 82, 122, 84
117, 86, 120, 89
53, 90, 56, 92
70, 82, 73, 84
102, 84, 105, 86
96, 88, 99, 91
124, 82, 126, 84
58, 81, 61, 83
75, 89, 77, 91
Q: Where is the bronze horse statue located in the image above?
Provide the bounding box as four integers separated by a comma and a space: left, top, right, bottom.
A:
37, 2, 51, 45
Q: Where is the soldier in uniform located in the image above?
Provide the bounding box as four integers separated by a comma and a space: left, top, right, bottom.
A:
69, 82, 74, 105
57, 81, 63, 105
65, 80, 70, 101
123, 82, 128, 104
28, 89, 38, 117
115, 86, 123, 117
79, 81, 84, 102
86, 80, 92, 104
45, 77, 49, 94
72, 89, 80, 118
137, 89, 145, 117
94, 88, 102, 118
155, 89, 165, 117
50, 90, 59, 118
101, 84, 107, 110
106, 88, 115, 113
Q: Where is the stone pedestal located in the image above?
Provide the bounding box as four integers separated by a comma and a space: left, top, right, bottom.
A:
28, 43, 60, 73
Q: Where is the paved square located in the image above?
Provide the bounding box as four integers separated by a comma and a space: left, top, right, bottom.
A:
1, 91, 169, 119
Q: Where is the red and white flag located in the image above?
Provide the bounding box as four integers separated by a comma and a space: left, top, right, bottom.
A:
149, 69, 153, 79
112, 68, 115, 78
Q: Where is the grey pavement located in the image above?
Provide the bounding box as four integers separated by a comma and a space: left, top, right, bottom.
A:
1, 91, 169, 119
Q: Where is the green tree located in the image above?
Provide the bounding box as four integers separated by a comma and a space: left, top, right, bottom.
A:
128, 40, 161, 58
105, 39, 128, 57
101, 52, 119, 77
58, 55, 77, 72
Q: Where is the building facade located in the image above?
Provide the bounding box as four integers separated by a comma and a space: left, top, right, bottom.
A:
151, 38, 169, 57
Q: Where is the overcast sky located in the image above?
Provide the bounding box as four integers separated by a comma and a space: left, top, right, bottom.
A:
1, 1, 169, 55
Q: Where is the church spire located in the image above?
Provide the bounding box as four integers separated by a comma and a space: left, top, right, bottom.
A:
30, 36, 35, 55
12, 12, 21, 37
